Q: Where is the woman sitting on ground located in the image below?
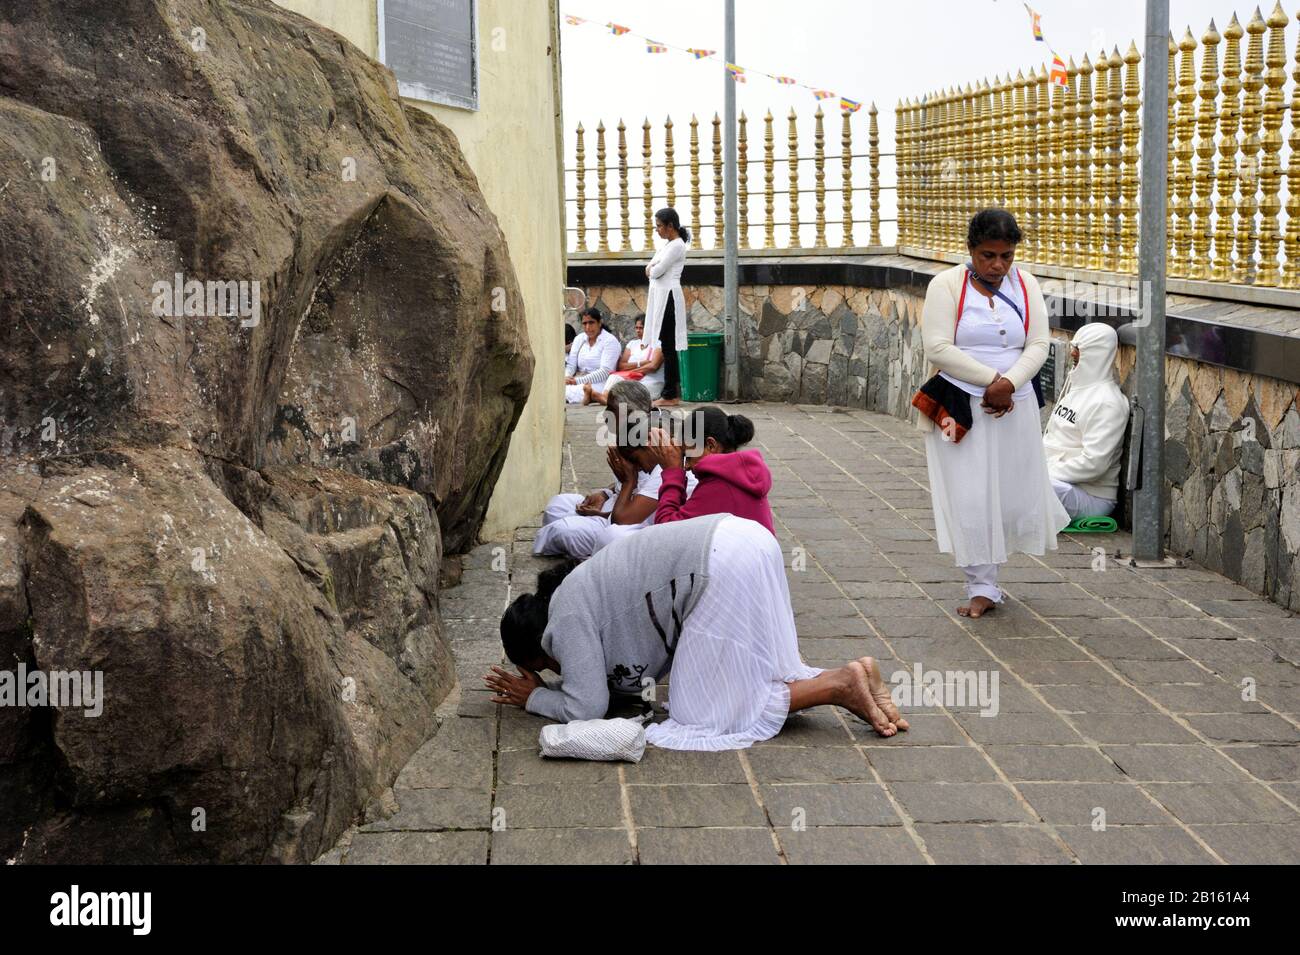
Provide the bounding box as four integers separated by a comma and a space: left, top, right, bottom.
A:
643, 406, 775, 535
583, 315, 664, 404
486, 514, 907, 750
535, 380, 678, 559
564, 307, 622, 404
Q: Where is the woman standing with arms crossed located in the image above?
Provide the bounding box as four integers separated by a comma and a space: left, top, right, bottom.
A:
919, 209, 1069, 618
643, 207, 690, 407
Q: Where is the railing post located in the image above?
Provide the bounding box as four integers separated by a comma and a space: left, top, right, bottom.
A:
788, 108, 801, 247
1172, 29, 1196, 278
690, 114, 701, 246
1257, 2, 1289, 287
1213, 18, 1243, 283
618, 118, 630, 251
643, 118, 654, 250
596, 120, 608, 252
1191, 23, 1220, 281
1166, 34, 1178, 271
713, 112, 724, 249
1285, 20, 1300, 287
575, 122, 587, 252
1121, 41, 1143, 274
1105, 47, 1124, 272
739, 111, 750, 249
814, 105, 827, 247
1236, 13, 1265, 285
665, 116, 676, 208
843, 106, 855, 248
869, 102, 880, 246
1049, 70, 1066, 264
1074, 57, 1092, 269
1089, 54, 1108, 271
764, 110, 776, 249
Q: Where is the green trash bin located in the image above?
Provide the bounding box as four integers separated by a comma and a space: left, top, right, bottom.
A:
680, 332, 724, 402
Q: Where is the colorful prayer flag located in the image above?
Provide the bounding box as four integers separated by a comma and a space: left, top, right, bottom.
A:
811, 89, 836, 100
726, 62, 746, 82
1031, 13, 1043, 40
1049, 53, 1068, 86
608, 23, 630, 36
771, 75, 797, 85
564, 15, 585, 26
840, 97, 862, 113
646, 40, 668, 53
686, 48, 716, 59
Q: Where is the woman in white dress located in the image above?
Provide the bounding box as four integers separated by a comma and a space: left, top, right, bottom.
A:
487, 514, 908, 750
919, 209, 1070, 618
564, 307, 622, 404
642, 208, 689, 407
583, 315, 665, 404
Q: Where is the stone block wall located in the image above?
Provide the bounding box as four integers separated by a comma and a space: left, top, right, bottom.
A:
577, 280, 1300, 612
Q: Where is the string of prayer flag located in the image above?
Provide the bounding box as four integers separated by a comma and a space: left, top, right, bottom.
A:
563, 13, 866, 110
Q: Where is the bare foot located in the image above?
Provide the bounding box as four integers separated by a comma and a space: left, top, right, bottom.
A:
839, 659, 896, 737
581, 383, 594, 405
653, 397, 680, 408
957, 595, 998, 618
859, 656, 908, 731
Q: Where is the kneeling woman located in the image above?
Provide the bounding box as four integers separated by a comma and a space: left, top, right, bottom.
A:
486, 514, 906, 750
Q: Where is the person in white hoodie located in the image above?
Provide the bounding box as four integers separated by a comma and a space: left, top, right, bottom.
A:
1042, 323, 1130, 518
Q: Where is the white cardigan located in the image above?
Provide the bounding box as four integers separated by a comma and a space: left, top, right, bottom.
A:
643, 237, 688, 353
566, 328, 622, 385
916, 263, 1051, 432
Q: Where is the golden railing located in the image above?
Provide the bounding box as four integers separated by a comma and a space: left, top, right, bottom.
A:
567, 106, 888, 254
897, 3, 1300, 290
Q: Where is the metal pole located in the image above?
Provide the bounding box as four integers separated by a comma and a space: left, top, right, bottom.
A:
723, 0, 739, 398
1133, 0, 1169, 560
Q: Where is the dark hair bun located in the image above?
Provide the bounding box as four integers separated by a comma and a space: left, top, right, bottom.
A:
536, 559, 580, 599
727, 414, 755, 447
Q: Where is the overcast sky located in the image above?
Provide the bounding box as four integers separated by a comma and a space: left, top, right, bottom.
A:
559, 0, 1256, 249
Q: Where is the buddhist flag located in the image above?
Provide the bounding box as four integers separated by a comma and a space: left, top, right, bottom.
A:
841, 97, 862, 113
646, 39, 668, 53
726, 62, 746, 82
1049, 53, 1068, 86
687, 48, 716, 59
564, 15, 585, 26
811, 88, 836, 100
1024, 3, 1045, 40
771, 75, 797, 85
608, 23, 630, 36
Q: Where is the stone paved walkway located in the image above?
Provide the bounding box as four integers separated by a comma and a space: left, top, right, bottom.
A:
322, 402, 1300, 865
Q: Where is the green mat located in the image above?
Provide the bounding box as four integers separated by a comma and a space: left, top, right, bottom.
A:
1064, 516, 1118, 533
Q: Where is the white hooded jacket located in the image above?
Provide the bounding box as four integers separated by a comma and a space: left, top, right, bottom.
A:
1042, 323, 1130, 501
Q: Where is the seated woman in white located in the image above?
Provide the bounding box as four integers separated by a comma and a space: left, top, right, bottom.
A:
582, 315, 664, 404
564, 307, 622, 404
487, 515, 907, 750
1043, 323, 1129, 518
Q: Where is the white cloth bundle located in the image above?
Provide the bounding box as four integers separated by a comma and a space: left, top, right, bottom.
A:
538, 714, 647, 762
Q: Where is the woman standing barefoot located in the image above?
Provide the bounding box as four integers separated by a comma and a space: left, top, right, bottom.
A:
642, 208, 689, 408
918, 209, 1070, 617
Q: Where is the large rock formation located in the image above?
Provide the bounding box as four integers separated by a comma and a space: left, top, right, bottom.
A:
0, 0, 533, 862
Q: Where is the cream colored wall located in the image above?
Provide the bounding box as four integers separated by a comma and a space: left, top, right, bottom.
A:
273, 0, 564, 542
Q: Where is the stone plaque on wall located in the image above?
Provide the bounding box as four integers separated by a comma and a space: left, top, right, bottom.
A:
378, 0, 478, 110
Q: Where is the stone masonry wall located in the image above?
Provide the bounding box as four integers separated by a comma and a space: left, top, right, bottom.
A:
577, 281, 1300, 612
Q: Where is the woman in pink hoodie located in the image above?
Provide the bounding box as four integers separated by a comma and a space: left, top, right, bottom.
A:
644, 406, 775, 535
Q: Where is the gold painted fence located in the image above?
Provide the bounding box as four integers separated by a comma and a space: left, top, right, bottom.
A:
898, 2, 1300, 289
567, 106, 885, 254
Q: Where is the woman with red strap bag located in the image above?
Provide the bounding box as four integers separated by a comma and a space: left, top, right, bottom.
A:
913, 209, 1069, 618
